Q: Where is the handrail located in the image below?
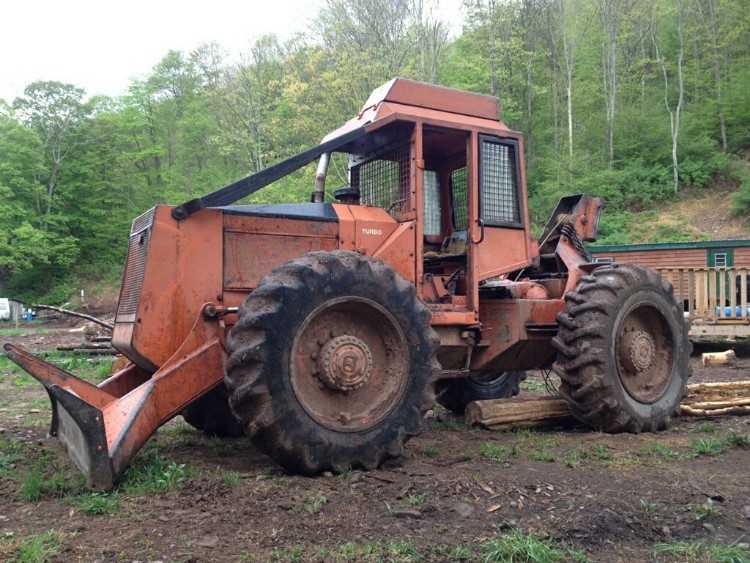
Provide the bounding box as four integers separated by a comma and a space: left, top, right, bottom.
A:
656, 267, 749, 322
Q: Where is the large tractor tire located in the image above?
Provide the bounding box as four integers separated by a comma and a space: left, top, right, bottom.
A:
552, 264, 691, 433
436, 372, 526, 414
224, 251, 439, 474
182, 385, 245, 438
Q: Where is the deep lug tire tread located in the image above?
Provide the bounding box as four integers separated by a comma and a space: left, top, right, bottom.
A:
552, 264, 691, 433
224, 251, 439, 474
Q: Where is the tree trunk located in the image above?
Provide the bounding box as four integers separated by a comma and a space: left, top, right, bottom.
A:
653, 1, 684, 194
706, 0, 728, 151
488, 0, 498, 97
601, 0, 619, 169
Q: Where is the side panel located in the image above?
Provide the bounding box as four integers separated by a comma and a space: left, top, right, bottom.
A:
223, 215, 338, 290
333, 204, 417, 284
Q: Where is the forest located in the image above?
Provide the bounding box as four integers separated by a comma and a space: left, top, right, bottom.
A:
1, 0, 749, 303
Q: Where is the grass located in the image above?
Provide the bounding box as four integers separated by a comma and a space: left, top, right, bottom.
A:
4, 530, 63, 563
693, 422, 719, 434
219, 469, 241, 487
270, 545, 305, 562
480, 442, 518, 463
303, 492, 328, 514
432, 417, 464, 431
19, 459, 85, 501
652, 541, 749, 562
641, 442, 683, 461
118, 448, 193, 494
691, 500, 721, 521
640, 499, 658, 513
187, 536, 590, 563
0, 325, 51, 337
0, 352, 114, 385
405, 493, 426, 507
481, 530, 589, 563
72, 492, 120, 515
690, 437, 729, 457
420, 445, 439, 458
0, 437, 24, 476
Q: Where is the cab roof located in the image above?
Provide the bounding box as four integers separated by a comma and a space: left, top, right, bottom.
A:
322, 78, 506, 143
363, 78, 500, 121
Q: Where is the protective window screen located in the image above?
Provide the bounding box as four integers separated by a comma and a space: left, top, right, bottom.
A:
423, 170, 441, 236
450, 167, 468, 230
351, 144, 411, 219
480, 139, 521, 226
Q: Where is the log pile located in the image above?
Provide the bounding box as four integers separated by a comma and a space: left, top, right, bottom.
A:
680, 381, 750, 417
466, 380, 750, 429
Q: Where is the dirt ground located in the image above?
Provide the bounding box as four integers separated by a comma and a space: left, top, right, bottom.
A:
0, 323, 749, 562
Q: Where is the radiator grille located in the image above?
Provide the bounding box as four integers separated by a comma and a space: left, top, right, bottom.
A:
117, 209, 155, 321
131, 207, 155, 235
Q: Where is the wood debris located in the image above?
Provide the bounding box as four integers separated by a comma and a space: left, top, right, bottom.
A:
467, 380, 750, 428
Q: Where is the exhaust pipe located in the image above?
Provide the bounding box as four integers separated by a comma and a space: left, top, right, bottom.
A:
311, 152, 330, 203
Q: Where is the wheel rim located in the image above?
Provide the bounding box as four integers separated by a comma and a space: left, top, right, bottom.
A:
615, 302, 674, 404
290, 296, 409, 432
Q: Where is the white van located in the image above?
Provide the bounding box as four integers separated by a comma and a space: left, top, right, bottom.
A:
0, 298, 10, 321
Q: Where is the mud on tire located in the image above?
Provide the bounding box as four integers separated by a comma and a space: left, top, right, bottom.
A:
552, 264, 691, 433
224, 251, 439, 474
436, 372, 526, 414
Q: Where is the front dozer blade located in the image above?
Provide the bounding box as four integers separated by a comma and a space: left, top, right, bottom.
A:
2, 307, 226, 489
47, 383, 114, 488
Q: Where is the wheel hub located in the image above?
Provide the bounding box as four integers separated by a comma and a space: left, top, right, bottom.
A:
317, 335, 374, 392
615, 303, 674, 404
620, 330, 656, 373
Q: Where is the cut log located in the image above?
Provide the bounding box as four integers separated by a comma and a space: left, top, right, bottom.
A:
465, 396, 575, 429
701, 350, 736, 367
467, 379, 750, 428
681, 405, 750, 417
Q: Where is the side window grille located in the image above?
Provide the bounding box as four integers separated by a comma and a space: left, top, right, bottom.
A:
351, 144, 411, 219
450, 167, 468, 230
480, 137, 521, 227
423, 170, 441, 237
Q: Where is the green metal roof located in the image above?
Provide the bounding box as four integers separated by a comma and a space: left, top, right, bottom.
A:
589, 239, 750, 253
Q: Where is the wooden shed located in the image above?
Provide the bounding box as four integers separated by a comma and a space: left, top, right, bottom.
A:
589, 239, 750, 270
589, 239, 750, 339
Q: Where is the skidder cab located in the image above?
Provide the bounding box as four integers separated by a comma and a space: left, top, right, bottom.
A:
4, 78, 690, 489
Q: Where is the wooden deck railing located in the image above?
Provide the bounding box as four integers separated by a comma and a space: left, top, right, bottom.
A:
657, 268, 749, 322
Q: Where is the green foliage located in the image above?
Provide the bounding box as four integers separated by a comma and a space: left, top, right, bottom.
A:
18, 456, 85, 501
6, 530, 63, 563
72, 492, 120, 515
480, 530, 589, 563
1, 0, 749, 300
119, 448, 192, 494
480, 442, 518, 463
730, 158, 750, 216
652, 541, 749, 563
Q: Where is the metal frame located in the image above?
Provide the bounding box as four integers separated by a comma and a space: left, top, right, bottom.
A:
477, 134, 524, 230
